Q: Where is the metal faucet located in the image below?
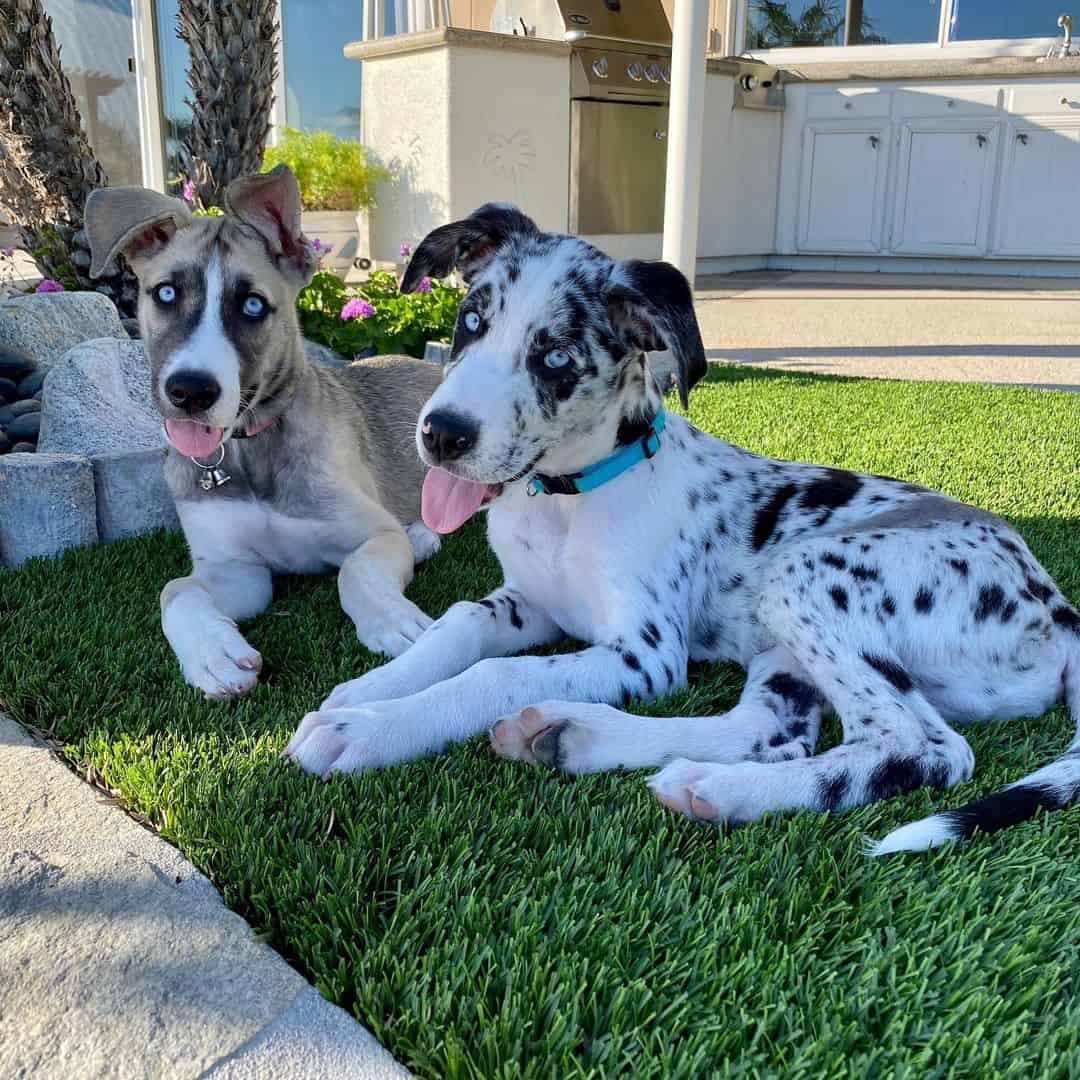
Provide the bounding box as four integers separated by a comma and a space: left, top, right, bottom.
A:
1046, 13, 1077, 58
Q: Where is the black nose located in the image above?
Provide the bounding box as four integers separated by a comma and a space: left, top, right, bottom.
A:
165, 371, 221, 414
421, 410, 479, 463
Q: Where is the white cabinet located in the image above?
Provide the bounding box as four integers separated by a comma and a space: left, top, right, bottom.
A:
797, 122, 890, 253
890, 120, 1000, 256
995, 118, 1080, 257
779, 78, 1080, 263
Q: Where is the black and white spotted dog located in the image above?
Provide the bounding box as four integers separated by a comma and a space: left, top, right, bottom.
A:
285, 204, 1080, 853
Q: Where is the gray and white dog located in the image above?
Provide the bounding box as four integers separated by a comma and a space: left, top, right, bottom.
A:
285, 204, 1080, 854
85, 166, 442, 698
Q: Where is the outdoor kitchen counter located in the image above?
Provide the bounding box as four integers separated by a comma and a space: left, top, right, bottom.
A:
345, 26, 570, 61
781, 55, 1080, 83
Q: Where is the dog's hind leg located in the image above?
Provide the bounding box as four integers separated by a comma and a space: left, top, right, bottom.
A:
338, 529, 433, 658
161, 559, 272, 699
490, 645, 823, 775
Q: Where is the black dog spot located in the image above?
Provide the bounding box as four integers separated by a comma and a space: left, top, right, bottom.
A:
850, 564, 879, 582
868, 756, 925, 801
1052, 606, 1080, 634
974, 584, 1006, 622
949, 559, 969, 578
799, 469, 862, 511
764, 673, 821, 718
818, 772, 850, 811
829, 586, 849, 612
751, 483, 799, 551
914, 587, 934, 614
861, 652, 913, 693
822, 552, 847, 570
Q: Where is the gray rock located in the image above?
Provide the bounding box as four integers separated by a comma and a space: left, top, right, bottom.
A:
0, 345, 36, 382
0, 453, 97, 567
7, 413, 39, 442
122, 317, 141, 339
93, 448, 180, 541
304, 339, 347, 369
17, 370, 46, 397
423, 341, 451, 366
0, 292, 127, 372
9, 442, 35, 453
0, 406, 12, 427
0, 430, 9, 454
9, 398, 40, 416
38, 338, 164, 457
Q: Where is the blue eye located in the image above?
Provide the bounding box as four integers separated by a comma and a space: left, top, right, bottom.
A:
463, 310, 481, 333
242, 294, 266, 318
154, 283, 176, 305
544, 349, 572, 370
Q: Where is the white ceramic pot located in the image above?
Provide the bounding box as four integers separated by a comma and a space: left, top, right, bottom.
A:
301, 210, 372, 274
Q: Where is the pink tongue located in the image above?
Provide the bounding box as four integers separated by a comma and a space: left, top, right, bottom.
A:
422, 468, 494, 533
165, 419, 226, 458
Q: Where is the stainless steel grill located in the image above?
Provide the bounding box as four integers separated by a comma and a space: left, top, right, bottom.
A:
491, 0, 779, 234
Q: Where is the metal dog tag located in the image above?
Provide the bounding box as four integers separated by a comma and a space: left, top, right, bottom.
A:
193, 446, 231, 492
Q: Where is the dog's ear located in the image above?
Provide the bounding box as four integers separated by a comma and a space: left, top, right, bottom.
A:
225, 164, 314, 283
606, 260, 707, 409
401, 203, 538, 292
85, 186, 194, 278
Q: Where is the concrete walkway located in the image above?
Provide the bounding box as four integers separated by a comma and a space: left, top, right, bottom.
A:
0, 714, 409, 1079
694, 271, 1080, 391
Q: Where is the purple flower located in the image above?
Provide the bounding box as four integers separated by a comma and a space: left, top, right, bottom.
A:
310, 237, 331, 255
0, 248, 14, 257
400, 242, 411, 259
416, 277, 432, 293
181, 178, 196, 204
36, 279, 64, 293
341, 297, 376, 320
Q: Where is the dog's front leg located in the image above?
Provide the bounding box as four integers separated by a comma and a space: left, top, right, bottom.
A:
338, 529, 433, 658
322, 587, 563, 709
286, 642, 678, 776
162, 559, 272, 699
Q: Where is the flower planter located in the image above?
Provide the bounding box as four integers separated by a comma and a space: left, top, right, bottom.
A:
301, 210, 372, 274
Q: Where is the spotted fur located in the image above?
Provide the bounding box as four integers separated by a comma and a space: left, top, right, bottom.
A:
287, 206, 1080, 854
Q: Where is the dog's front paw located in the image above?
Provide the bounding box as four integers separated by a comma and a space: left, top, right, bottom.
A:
177, 618, 262, 700
284, 703, 430, 776
353, 596, 433, 658
489, 701, 652, 774
648, 760, 765, 824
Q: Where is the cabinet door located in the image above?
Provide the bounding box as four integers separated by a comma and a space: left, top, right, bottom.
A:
995, 119, 1080, 257
797, 122, 891, 254
891, 120, 1000, 256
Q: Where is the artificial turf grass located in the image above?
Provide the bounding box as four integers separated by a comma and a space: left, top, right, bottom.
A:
2, 363, 1079, 1077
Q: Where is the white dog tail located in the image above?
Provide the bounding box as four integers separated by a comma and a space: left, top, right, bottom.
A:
871, 629, 1080, 855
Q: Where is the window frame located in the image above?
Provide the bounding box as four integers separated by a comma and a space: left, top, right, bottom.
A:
730, 0, 1059, 62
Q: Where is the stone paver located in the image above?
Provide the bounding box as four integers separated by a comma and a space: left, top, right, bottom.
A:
694, 271, 1080, 390
0, 714, 410, 1080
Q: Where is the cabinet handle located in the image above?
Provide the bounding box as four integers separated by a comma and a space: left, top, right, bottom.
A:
1016, 132, 1029, 145
976, 133, 988, 148
868, 134, 879, 149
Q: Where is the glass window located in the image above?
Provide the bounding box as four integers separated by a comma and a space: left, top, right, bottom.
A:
746, 0, 941, 49
282, 0, 363, 138
45, 0, 144, 185
949, 0, 1063, 41
154, 0, 191, 189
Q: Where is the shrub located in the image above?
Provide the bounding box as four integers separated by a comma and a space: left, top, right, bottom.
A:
298, 269, 461, 358
263, 129, 389, 211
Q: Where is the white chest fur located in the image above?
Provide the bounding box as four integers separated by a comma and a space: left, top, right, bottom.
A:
178, 499, 368, 573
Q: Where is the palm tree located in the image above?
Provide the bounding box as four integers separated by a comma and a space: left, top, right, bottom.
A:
176, 0, 279, 208
749, 1, 846, 48
0, 0, 139, 312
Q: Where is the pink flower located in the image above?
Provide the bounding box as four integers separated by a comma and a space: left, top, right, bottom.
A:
400, 242, 411, 259
416, 277, 432, 293
181, 178, 196, 204
0, 248, 14, 257
341, 297, 375, 320
36, 279, 64, 293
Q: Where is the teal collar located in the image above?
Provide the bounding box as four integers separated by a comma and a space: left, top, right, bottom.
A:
527, 411, 666, 497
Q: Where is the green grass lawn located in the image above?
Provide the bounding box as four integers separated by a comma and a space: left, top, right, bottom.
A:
3, 365, 1079, 1077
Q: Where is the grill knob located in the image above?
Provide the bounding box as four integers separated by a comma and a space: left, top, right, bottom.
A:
627, 61, 644, 81
645, 63, 661, 83
660, 64, 671, 84
591, 56, 609, 78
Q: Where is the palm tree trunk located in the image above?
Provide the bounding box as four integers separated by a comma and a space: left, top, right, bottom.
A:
177, 0, 280, 208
